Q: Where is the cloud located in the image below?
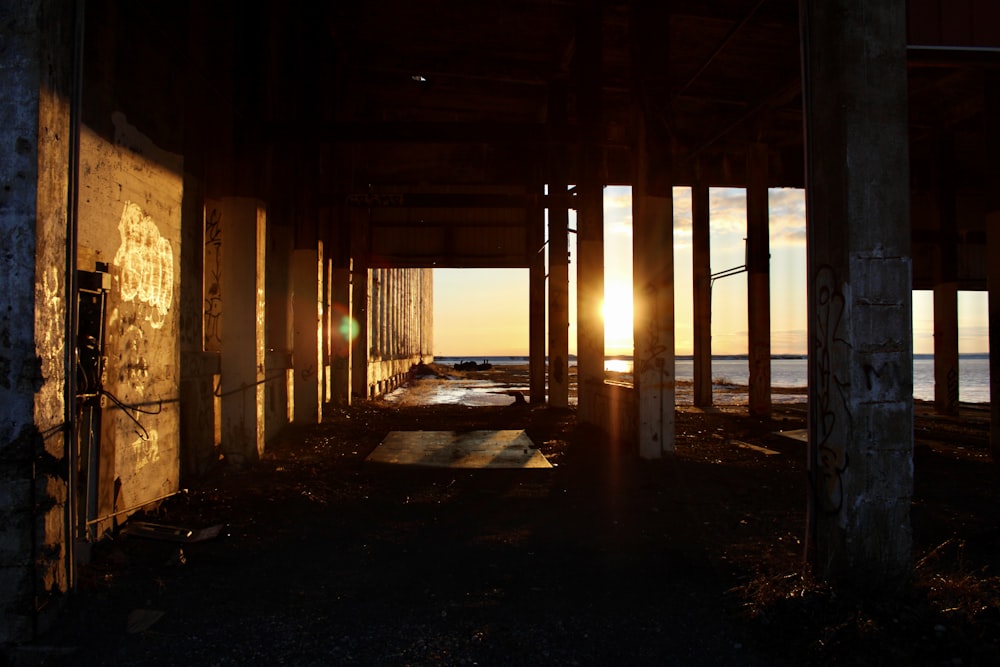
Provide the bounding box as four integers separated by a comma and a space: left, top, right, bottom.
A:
768, 188, 807, 247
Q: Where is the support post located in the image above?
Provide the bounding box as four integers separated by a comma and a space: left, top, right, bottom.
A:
692, 181, 713, 407
529, 185, 547, 403
747, 143, 771, 416
986, 75, 1000, 461
220, 198, 267, 465
575, 0, 604, 424
801, 0, 913, 587
933, 138, 960, 415
350, 208, 370, 401
633, 111, 676, 457
292, 243, 323, 423
933, 286, 959, 414
547, 81, 571, 408
0, 0, 74, 640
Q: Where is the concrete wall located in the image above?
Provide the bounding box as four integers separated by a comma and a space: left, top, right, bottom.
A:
77, 114, 183, 525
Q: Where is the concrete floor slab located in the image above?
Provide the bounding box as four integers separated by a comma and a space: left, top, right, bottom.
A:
367, 430, 552, 469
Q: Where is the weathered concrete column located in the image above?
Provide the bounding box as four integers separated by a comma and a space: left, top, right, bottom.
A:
330, 244, 352, 406
292, 242, 323, 424
324, 256, 333, 404
529, 186, 547, 403
933, 284, 960, 414
0, 0, 74, 642
350, 209, 370, 401
574, 0, 605, 424
747, 143, 772, 417
934, 139, 960, 416
801, 0, 914, 586
633, 112, 676, 457
220, 198, 267, 465
547, 82, 571, 408
692, 182, 713, 407
986, 76, 1000, 461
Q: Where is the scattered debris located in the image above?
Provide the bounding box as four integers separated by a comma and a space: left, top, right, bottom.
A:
453, 360, 493, 371
122, 521, 224, 543
731, 440, 781, 456
127, 609, 165, 634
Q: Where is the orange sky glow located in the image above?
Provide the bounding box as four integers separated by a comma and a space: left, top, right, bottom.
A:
433, 187, 989, 358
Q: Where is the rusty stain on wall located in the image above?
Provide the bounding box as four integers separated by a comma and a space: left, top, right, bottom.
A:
113, 201, 174, 329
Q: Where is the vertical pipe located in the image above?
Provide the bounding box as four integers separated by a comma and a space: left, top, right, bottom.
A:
63, 0, 86, 594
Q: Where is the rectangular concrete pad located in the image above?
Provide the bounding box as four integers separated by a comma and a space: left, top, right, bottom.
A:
367, 430, 552, 469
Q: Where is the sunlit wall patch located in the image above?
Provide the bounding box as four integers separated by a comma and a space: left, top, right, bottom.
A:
113, 200, 174, 329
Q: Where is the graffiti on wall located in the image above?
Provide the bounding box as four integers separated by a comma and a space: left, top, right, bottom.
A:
130, 428, 160, 473
113, 201, 174, 329
204, 207, 222, 349
813, 265, 851, 515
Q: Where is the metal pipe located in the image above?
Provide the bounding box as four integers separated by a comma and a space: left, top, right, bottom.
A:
85, 489, 188, 527
63, 0, 86, 597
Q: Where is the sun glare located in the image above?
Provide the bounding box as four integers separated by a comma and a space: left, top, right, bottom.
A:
602, 282, 634, 353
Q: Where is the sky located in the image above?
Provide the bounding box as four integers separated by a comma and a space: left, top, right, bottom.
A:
433, 186, 990, 358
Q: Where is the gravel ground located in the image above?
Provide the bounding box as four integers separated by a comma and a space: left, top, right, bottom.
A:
13, 368, 1000, 666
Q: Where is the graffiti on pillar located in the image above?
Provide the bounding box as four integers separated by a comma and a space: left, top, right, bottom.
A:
636, 282, 669, 375
813, 265, 850, 515
204, 207, 222, 350
114, 201, 174, 329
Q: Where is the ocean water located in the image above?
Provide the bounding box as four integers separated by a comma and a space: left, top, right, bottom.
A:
436, 354, 991, 404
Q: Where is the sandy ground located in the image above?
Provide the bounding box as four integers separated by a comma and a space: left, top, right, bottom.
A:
21, 364, 999, 666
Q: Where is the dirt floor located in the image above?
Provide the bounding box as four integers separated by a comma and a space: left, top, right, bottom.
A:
19, 365, 1000, 666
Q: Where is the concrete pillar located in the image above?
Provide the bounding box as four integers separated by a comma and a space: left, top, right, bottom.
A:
547, 82, 571, 408
577, 186, 605, 423
220, 198, 267, 465
747, 144, 771, 416
324, 256, 333, 404
574, 0, 604, 424
264, 224, 293, 441
801, 0, 913, 587
986, 76, 1000, 461
0, 0, 74, 642
934, 139, 960, 416
179, 2, 216, 479
331, 256, 352, 405
529, 186, 547, 403
933, 284, 960, 414
692, 182, 713, 407
350, 209, 370, 401
421, 268, 434, 361
292, 243, 323, 424
633, 112, 676, 457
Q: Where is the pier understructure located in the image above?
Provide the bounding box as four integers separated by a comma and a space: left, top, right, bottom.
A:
1, 0, 997, 643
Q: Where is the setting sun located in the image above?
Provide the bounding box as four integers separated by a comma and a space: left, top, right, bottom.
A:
602, 282, 634, 354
